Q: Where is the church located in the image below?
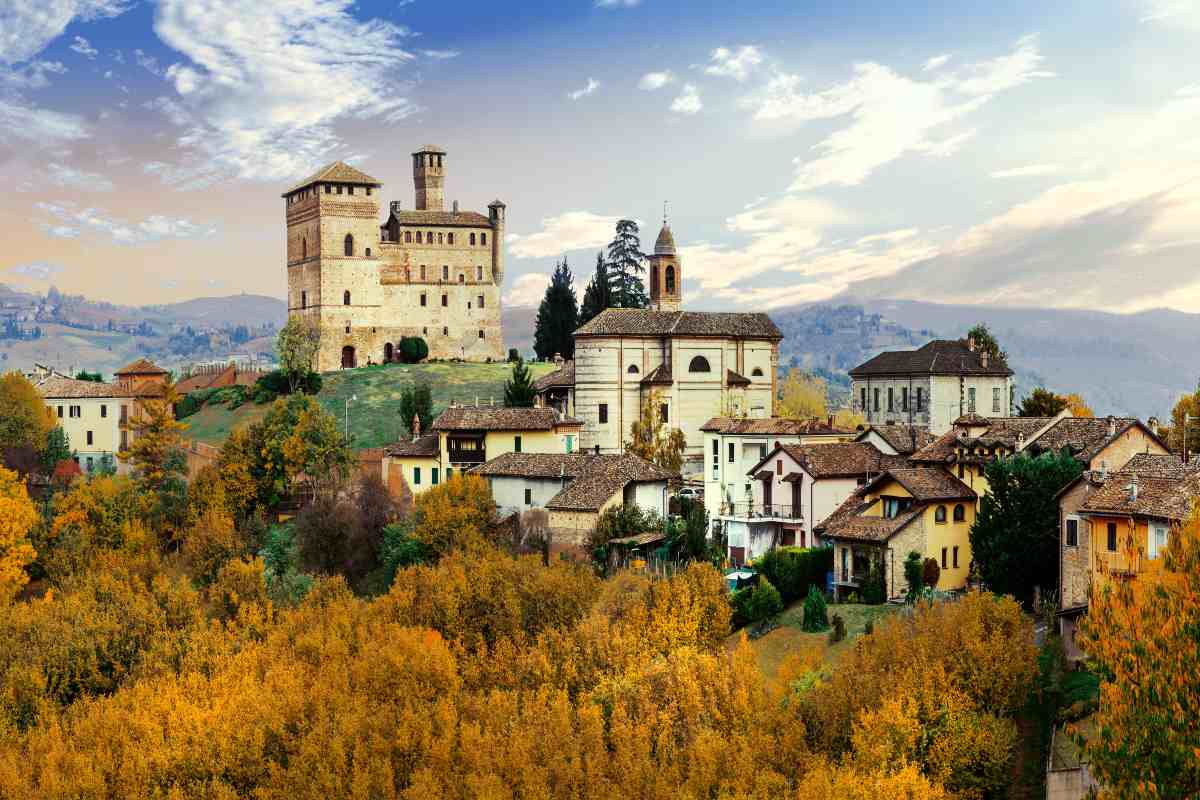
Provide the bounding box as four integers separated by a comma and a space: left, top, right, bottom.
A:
283, 145, 506, 371
536, 221, 782, 470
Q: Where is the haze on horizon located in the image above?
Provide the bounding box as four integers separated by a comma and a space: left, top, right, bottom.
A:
1, 0, 1198, 316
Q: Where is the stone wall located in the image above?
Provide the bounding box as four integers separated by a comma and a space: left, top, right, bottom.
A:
1059, 479, 1093, 610
886, 516, 928, 599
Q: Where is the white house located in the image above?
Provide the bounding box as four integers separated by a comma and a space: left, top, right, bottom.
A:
855, 423, 936, 456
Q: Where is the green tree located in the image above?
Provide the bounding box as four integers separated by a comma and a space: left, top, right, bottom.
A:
578, 251, 612, 327
904, 551, 924, 604
398, 382, 434, 437
969, 450, 1083, 606
398, 336, 429, 364
605, 219, 649, 308
533, 258, 579, 361
801, 584, 829, 631
73, 371, 103, 382
42, 427, 71, 472
966, 323, 1007, 365
504, 357, 535, 408
1164, 382, 1200, 454
1018, 387, 1069, 417
276, 316, 321, 392
0, 372, 53, 457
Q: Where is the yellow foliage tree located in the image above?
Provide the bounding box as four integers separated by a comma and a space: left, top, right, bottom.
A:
412, 473, 495, 556
778, 368, 827, 419
625, 389, 687, 472
1062, 392, 1094, 418
119, 383, 187, 492
43, 474, 143, 581
0, 372, 53, 457
0, 467, 37, 603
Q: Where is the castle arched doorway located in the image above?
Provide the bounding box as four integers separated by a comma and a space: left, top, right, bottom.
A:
384, 342, 394, 363
341, 346, 356, 369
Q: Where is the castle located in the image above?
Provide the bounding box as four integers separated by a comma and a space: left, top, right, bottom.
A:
283, 145, 506, 371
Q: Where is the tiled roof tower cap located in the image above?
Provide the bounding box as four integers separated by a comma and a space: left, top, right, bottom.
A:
654, 223, 676, 255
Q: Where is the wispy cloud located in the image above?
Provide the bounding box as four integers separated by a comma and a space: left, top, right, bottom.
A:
670, 83, 702, 114
0, 0, 131, 65
503, 273, 551, 307
47, 163, 114, 191
1139, 0, 1200, 27
990, 163, 1062, 178
923, 53, 951, 71
507, 211, 623, 258
36, 201, 217, 245
568, 77, 600, 100
704, 45, 764, 82
9, 262, 64, 281
595, 0, 640, 7
0, 100, 89, 143
70, 36, 98, 59
419, 49, 459, 59
638, 70, 674, 90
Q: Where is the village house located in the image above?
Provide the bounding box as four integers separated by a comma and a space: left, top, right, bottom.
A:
533, 359, 575, 417
818, 467, 977, 600
1057, 452, 1194, 659
469, 451, 675, 556
850, 338, 1015, 435
381, 404, 582, 497
854, 422, 936, 456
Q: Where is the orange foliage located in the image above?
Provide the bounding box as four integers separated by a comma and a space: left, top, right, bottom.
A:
0, 466, 37, 603
411, 473, 495, 556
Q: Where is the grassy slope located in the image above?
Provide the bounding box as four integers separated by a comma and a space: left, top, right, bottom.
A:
181, 361, 557, 449
729, 602, 899, 678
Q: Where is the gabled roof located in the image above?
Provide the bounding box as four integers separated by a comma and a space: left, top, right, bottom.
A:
910, 416, 1060, 463
824, 505, 925, 543
575, 309, 782, 340
857, 424, 936, 455
533, 360, 575, 391
114, 357, 167, 376
1024, 416, 1159, 465
1080, 471, 1200, 521
384, 433, 439, 458
760, 441, 907, 480
469, 452, 676, 513
700, 416, 852, 436
862, 467, 976, 502
432, 406, 581, 432
283, 160, 382, 195
640, 363, 673, 385
1118, 452, 1198, 478
37, 375, 122, 399
726, 369, 751, 387
849, 339, 1012, 378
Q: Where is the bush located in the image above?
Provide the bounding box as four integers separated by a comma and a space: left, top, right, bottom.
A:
507, 348, 520, 362
174, 387, 217, 419
731, 577, 783, 628
379, 521, 428, 587
904, 551, 924, 604
254, 370, 321, 398
862, 559, 886, 604
802, 584, 829, 632
922, 557, 941, 588
398, 337, 429, 364
756, 546, 833, 604
828, 613, 846, 644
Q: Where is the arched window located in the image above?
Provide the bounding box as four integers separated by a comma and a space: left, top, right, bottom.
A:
953, 504, 966, 522
344, 234, 354, 256
627, 364, 640, 374
665, 265, 675, 294
438, 233, 444, 244
405, 231, 412, 243
343, 290, 351, 306
935, 505, 947, 523
384, 342, 393, 362
477, 265, 483, 281
470, 233, 476, 246
415, 231, 422, 244
427, 231, 433, 242
481, 232, 487, 245
448, 233, 454, 244
688, 356, 711, 373
301, 237, 307, 259
751, 367, 763, 377
300, 291, 306, 309
365, 247, 371, 257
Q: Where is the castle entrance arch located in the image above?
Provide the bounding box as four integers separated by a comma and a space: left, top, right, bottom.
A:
384, 342, 394, 363
341, 346, 357, 369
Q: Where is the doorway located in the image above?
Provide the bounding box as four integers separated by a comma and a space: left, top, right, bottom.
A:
341, 346, 356, 369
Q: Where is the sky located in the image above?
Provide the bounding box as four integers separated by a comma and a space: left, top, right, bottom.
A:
1, 0, 1199, 314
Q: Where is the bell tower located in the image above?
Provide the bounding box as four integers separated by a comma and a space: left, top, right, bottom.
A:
648, 206, 681, 311
413, 144, 446, 211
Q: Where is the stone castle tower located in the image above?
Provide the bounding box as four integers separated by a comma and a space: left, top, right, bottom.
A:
283, 147, 505, 371
648, 220, 681, 311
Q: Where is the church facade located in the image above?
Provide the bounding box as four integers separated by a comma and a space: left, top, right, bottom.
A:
283, 145, 506, 371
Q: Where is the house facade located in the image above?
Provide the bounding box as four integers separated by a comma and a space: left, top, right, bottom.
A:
381, 405, 582, 497
849, 339, 1014, 435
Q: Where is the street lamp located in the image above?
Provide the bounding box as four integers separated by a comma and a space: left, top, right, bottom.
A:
345, 394, 357, 442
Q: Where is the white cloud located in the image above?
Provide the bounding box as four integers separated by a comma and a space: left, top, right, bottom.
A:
923, 53, 951, 71
147, 0, 419, 184
568, 77, 600, 100
670, 83, 702, 114
70, 36, 98, 59
9, 262, 64, 280
704, 45, 763, 82
638, 70, 674, 90
1140, 0, 1200, 27
990, 163, 1063, 178
47, 162, 114, 191
507, 211, 623, 259
749, 36, 1051, 191
134, 48, 162, 76
0, 99, 88, 143
36, 201, 217, 245
419, 49, 459, 59
503, 273, 551, 307
0, 0, 131, 65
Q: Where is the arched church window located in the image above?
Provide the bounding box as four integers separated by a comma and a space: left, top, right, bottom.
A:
343, 290, 351, 306
344, 234, 354, 256
688, 356, 711, 373
481, 232, 487, 246
470, 233, 476, 246
627, 364, 640, 374
665, 265, 675, 294
751, 367, 763, 377
405, 231, 412, 243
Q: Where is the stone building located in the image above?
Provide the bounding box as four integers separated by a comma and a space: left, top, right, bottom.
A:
283, 146, 506, 372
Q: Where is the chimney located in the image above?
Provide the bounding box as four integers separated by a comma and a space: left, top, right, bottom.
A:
452, 200, 459, 215
1127, 473, 1139, 503
1107, 415, 1118, 438
967, 336, 977, 352
1099, 461, 1108, 480
411, 414, 421, 441
981, 351, 990, 368
1148, 415, 1160, 432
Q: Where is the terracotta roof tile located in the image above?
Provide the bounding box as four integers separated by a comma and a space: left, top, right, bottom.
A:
575, 308, 782, 339
1118, 452, 1197, 478
825, 506, 924, 543
37, 376, 123, 399
284, 160, 382, 195
640, 363, 673, 385
1024, 416, 1148, 464
1080, 471, 1200, 521
389, 209, 492, 227
114, 357, 167, 375
469, 452, 676, 513
383, 433, 439, 458
859, 424, 936, 454
700, 416, 852, 436
849, 339, 1012, 378
431, 406, 580, 432
863, 467, 976, 502
533, 360, 574, 391
774, 442, 908, 479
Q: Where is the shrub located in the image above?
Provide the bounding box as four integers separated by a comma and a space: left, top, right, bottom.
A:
254, 370, 320, 398
802, 584, 829, 632
862, 559, 886, 604
730, 576, 783, 628
904, 551, 924, 604
379, 521, 429, 586
398, 337, 429, 364
507, 347, 520, 362
828, 613, 846, 644
756, 546, 833, 604
922, 557, 941, 588
174, 387, 217, 419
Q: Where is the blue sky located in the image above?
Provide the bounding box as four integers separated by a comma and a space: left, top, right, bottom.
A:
1, 0, 1198, 313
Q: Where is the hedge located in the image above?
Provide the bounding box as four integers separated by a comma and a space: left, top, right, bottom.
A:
755, 546, 833, 605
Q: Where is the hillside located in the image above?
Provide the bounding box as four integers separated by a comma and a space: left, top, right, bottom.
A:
182, 360, 558, 448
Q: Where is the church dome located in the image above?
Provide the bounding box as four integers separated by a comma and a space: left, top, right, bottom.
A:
654, 223, 676, 255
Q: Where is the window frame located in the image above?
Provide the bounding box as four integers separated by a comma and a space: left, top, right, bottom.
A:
598, 403, 608, 424
1066, 516, 1079, 548
688, 355, 711, 373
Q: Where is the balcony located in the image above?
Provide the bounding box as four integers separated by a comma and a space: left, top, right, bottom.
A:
718, 502, 802, 521
446, 446, 486, 465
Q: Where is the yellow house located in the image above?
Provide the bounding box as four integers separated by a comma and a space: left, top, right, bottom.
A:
382, 404, 583, 497
820, 467, 976, 600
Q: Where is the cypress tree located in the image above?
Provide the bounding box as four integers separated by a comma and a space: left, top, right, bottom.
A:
504, 357, 536, 408
605, 219, 648, 309
533, 257, 579, 361
578, 251, 612, 327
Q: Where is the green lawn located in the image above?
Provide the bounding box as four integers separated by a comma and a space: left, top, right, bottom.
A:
182, 361, 557, 449
730, 602, 899, 678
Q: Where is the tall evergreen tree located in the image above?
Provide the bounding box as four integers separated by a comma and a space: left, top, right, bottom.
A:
504, 357, 536, 408
605, 219, 648, 309
578, 251, 612, 327
533, 258, 579, 361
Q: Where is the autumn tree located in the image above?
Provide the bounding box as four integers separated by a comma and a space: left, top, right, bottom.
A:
778, 368, 828, 419
281, 397, 351, 498
1018, 386, 1069, 417
1163, 383, 1200, 454
0, 372, 53, 459
504, 356, 536, 408
533, 257, 578, 361
626, 389, 686, 472
412, 473, 495, 556
0, 467, 37, 603
41, 426, 72, 473
119, 383, 186, 493
1062, 392, 1094, 418
276, 315, 321, 392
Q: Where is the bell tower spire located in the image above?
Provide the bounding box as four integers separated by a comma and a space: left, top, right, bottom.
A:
648, 205, 681, 311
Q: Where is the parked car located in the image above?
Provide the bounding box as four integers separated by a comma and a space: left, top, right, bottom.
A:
676, 487, 703, 501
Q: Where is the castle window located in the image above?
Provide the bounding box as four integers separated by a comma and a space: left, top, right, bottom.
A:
442, 265, 449, 280
405, 231, 412, 243
423, 327, 427, 334
365, 248, 371, 257
447, 233, 454, 244
302, 238, 306, 259
481, 232, 487, 245
415, 231, 422, 244
438, 233, 444, 244
478, 329, 485, 339
343, 290, 351, 306
470, 233, 476, 245
301, 291, 306, 309
458, 274, 464, 283
441, 294, 448, 307
345, 324, 350, 334
477, 294, 485, 308
627, 364, 639, 374
751, 367, 763, 377
325, 185, 331, 194
348, 186, 354, 195
442, 326, 448, 336
344, 234, 354, 256
427, 231, 433, 242
420, 293, 427, 306
665, 265, 675, 294
477, 265, 483, 281
688, 356, 711, 373
419, 265, 426, 280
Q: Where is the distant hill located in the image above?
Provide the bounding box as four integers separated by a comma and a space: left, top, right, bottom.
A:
142, 294, 287, 328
